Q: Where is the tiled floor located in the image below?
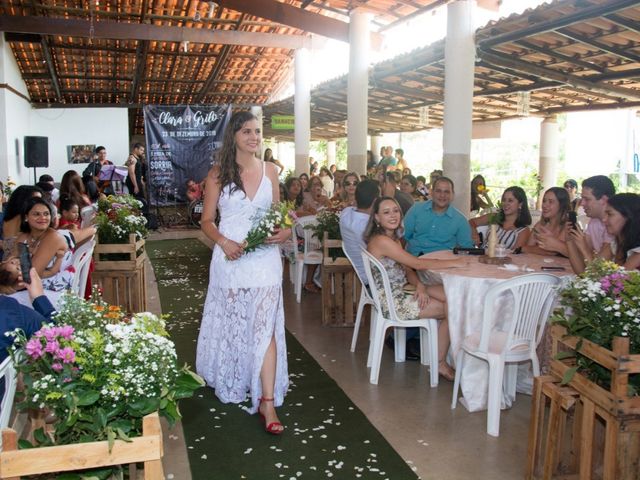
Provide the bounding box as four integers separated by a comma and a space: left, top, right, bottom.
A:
148, 228, 532, 480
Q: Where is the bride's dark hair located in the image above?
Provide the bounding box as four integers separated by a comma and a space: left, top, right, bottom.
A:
217, 110, 257, 196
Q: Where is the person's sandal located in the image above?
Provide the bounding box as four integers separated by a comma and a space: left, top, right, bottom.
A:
258, 397, 284, 435
303, 283, 320, 293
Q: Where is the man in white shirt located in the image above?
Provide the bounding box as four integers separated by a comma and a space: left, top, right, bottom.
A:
567, 175, 615, 273
339, 180, 380, 284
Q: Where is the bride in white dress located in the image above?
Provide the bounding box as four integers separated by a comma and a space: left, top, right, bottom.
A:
196, 111, 291, 435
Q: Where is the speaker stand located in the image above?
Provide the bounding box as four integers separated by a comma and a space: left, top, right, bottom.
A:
32, 167, 38, 185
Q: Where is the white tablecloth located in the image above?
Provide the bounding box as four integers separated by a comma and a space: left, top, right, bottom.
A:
418, 251, 572, 412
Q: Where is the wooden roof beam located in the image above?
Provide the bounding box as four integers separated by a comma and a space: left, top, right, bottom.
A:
0, 15, 309, 49
478, 49, 640, 101
555, 27, 640, 64
218, 0, 383, 48
513, 39, 608, 74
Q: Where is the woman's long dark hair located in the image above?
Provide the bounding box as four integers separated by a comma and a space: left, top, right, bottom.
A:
502, 186, 531, 228
543, 187, 570, 225
363, 196, 402, 243
60, 170, 88, 208
4, 185, 43, 221
20, 197, 53, 233
607, 193, 640, 262
218, 111, 257, 196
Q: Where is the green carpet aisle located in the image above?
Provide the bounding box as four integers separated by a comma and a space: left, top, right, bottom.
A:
147, 239, 419, 480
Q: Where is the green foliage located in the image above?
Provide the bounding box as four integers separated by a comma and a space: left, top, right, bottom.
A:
96, 194, 148, 244
8, 291, 204, 468
551, 259, 640, 394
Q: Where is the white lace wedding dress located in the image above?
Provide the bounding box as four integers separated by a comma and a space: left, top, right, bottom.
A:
196, 165, 288, 414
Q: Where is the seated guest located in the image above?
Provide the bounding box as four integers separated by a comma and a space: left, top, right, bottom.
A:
318, 167, 334, 198
523, 187, 570, 257
382, 171, 414, 215
470, 174, 493, 213
302, 176, 330, 215
284, 177, 311, 217
563, 178, 580, 212
334, 172, 359, 208
298, 173, 309, 191
35, 179, 60, 229
332, 170, 347, 201
1, 185, 44, 260
365, 196, 466, 380
339, 180, 380, 281
38, 174, 60, 203
400, 174, 427, 202
469, 186, 532, 250
0, 265, 55, 363
58, 197, 80, 230
416, 175, 430, 200
567, 175, 615, 273
603, 193, 640, 270
60, 170, 91, 209
404, 177, 473, 256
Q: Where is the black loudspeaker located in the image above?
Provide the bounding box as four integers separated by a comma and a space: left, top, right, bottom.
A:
24, 136, 49, 168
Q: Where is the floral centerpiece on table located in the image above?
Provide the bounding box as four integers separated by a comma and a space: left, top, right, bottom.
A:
96, 194, 148, 245
8, 291, 203, 474
551, 259, 640, 394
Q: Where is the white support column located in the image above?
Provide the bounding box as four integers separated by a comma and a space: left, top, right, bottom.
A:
294, 47, 311, 176
370, 134, 383, 162
327, 140, 337, 167
347, 9, 371, 175
442, 0, 476, 217
538, 116, 559, 208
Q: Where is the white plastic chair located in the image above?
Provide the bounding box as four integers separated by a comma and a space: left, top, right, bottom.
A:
0, 357, 18, 441
69, 238, 96, 298
451, 273, 560, 437
341, 242, 377, 354
293, 216, 323, 303
361, 249, 440, 387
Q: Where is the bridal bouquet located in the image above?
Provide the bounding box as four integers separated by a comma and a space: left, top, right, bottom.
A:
232, 201, 296, 258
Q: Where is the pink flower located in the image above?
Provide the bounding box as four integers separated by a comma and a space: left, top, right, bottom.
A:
25, 338, 43, 359
55, 325, 75, 340
45, 340, 60, 355
51, 362, 63, 372
56, 347, 76, 364
42, 327, 57, 342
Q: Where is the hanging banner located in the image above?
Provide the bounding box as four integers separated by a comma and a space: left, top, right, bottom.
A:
143, 104, 231, 205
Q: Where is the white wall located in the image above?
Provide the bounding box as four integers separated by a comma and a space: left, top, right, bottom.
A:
29, 108, 129, 183
0, 35, 32, 186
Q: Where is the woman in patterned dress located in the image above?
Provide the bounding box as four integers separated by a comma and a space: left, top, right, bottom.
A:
364, 196, 466, 381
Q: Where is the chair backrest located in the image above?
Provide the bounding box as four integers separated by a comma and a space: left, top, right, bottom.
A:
0, 356, 17, 433
69, 238, 95, 297
478, 273, 560, 354
342, 241, 372, 296
361, 248, 401, 321
295, 215, 322, 257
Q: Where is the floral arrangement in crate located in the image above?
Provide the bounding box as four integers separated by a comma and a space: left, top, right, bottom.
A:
552, 258, 640, 394
96, 194, 148, 245
304, 206, 344, 259
8, 291, 204, 477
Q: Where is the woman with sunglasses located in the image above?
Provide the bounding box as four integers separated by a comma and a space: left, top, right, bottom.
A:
335, 172, 359, 208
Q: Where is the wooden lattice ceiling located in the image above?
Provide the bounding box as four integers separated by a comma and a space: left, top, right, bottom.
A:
0, 0, 462, 134
263, 0, 640, 139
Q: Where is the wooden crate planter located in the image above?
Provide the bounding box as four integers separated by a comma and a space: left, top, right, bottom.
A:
93, 233, 147, 313
321, 235, 362, 327
0, 412, 164, 480
525, 324, 640, 480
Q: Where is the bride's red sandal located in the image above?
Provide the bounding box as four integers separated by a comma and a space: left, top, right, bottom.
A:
258, 397, 284, 435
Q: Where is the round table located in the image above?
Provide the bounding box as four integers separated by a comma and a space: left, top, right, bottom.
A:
418, 251, 572, 412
